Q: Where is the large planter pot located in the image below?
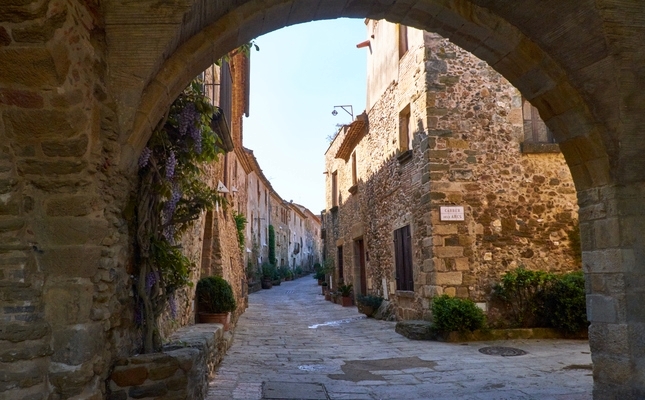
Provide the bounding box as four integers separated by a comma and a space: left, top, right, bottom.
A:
261, 279, 273, 289
341, 296, 353, 307
273, 279, 281, 286
317, 279, 323, 286
198, 312, 230, 331
357, 303, 375, 317
325, 292, 332, 301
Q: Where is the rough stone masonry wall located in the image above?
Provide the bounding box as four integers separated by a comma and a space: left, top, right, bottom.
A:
325, 30, 580, 321
423, 33, 580, 305
324, 38, 432, 319
0, 2, 142, 398
0, 4, 248, 398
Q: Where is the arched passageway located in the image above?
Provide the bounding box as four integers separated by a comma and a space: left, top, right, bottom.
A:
1, 1, 644, 398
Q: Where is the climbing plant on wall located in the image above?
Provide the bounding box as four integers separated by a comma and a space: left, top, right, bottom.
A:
268, 225, 276, 265
135, 80, 226, 353
233, 211, 247, 253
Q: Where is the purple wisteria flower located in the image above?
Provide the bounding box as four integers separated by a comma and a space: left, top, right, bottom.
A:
165, 151, 177, 180
189, 124, 202, 154
162, 225, 175, 243
179, 103, 198, 136
163, 184, 182, 224
138, 147, 152, 168
145, 270, 159, 294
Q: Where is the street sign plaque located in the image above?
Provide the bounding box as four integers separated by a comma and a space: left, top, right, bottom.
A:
440, 206, 464, 221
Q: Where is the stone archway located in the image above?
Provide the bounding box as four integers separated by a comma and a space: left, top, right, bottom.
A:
1, 1, 644, 398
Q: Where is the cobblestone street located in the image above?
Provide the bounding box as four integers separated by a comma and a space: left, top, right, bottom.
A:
207, 277, 592, 400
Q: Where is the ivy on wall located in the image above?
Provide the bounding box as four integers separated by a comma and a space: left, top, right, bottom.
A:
233, 211, 247, 253
268, 225, 276, 265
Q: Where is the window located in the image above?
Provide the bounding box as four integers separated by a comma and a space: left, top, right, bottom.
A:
331, 171, 338, 208
351, 152, 357, 186
398, 105, 413, 156
398, 24, 408, 59
523, 99, 553, 143
394, 225, 413, 291
337, 246, 344, 281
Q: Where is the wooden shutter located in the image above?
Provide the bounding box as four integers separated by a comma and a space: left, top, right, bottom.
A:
337, 246, 344, 281
394, 226, 413, 291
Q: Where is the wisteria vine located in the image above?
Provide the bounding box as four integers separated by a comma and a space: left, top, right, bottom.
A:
134, 79, 225, 353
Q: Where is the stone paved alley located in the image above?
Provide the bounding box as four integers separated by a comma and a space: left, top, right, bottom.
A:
206, 277, 592, 400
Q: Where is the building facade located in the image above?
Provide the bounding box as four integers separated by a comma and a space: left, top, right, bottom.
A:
323, 20, 580, 320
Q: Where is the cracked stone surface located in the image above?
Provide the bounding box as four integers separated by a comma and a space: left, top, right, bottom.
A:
207, 277, 592, 400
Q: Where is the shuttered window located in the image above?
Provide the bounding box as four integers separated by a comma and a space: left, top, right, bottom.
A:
394, 225, 413, 291
331, 171, 338, 208
399, 105, 411, 152
523, 99, 553, 143
337, 246, 344, 281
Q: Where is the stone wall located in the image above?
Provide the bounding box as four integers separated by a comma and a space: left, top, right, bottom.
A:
323, 24, 580, 321
422, 32, 579, 305
108, 324, 233, 400
0, 2, 140, 397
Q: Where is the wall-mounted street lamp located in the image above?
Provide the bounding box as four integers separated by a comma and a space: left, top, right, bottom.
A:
331, 105, 353, 120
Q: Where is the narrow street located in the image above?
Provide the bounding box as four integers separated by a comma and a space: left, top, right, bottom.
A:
207, 277, 593, 400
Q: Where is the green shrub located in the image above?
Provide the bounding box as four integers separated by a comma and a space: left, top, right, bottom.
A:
338, 282, 353, 297
268, 225, 276, 265
196, 276, 236, 314
541, 271, 588, 333
432, 295, 486, 333
261, 262, 275, 280
493, 266, 554, 328
232, 212, 247, 253
246, 261, 256, 281
356, 294, 383, 309
493, 267, 588, 333
294, 266, 303, 276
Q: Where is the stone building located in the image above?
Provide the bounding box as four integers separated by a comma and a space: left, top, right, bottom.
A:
290, 203, 322, 271
322, 20, 580, 320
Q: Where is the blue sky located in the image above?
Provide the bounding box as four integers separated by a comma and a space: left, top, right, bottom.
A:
243, 18, 367, 214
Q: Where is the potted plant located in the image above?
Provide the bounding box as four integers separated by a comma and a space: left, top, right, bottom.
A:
338, 282, 353, 307
356, 294, 384, 317
321, 281, 328, 296
272, 266, 281, 286
261, 263, 274, 290
285, 269, 294, 281
314, 270, 325, 285
196, 276, 237, 331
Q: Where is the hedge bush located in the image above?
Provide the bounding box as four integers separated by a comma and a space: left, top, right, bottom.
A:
493, 267, 588, 333
196, 276, 236, 314
432, 295, 486, 333
541, 271, 587, 333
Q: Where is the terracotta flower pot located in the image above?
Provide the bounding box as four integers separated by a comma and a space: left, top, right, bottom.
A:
341, 296, 353, 307
261, 278, 273, 289
198, 312, 230, 331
